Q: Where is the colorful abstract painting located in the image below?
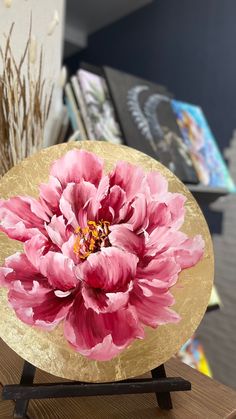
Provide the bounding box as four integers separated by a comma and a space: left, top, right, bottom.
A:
177, 335, 212, 377
172, 100, 235, 191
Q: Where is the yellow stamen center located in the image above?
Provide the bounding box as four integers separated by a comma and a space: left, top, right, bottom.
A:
73, 220, 110, 260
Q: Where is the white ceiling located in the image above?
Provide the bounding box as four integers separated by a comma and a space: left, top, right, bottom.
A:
65, 0, 152, 56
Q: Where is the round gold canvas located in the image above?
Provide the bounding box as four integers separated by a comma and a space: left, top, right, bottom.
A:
0, 141, 214, 382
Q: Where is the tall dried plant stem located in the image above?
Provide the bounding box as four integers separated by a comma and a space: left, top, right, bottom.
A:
0, 23, 53, 177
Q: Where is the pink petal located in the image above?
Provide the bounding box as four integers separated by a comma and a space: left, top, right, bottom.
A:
164, 193, 186, 229
146, 193, 186, 232
76, 247, 138, 291
8, 280, 73, 330
97, 175, 110, 199
64, 294, 144, 361
23, 197, 51, 222
145, 169, 187, 231
146, 202, 171, 233
59, 181, 96, 229
45, 215, 70, 249
146, 171, 168, 198
137, 257, 181, 287
109, 161, 145, 200
0, 251, 70, 329
0, 252, 44, 288
0, 267, 13, 286
39, 175, 62, 214
125, 193, 148, 232
93, 175, 110, 207
174, 235, 205, 269
0, 196, 49, 241
145, 227, 188, 257
109, 225, 144, 256
61, 234, 79, 264
81, 282, 132, 314
54, 290, 72, 298
50, 149, 104, 188
86, 175, 110, 220
39, 251, 78, 291
24, 234, 49, 270
145, 227, 204, 270
97, 185, 126, 223
130, 282, 180, 328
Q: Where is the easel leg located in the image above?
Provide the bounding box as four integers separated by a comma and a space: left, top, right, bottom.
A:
13, 361, 36, 419
151, 364, 173, 410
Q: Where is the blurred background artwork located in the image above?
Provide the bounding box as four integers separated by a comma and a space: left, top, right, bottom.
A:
63, 62, 234, 192
77, 68, 123, 144
172, 101, 235, 191
177, 335, 212, 378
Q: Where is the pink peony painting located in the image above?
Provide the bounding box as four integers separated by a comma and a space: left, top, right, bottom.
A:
0, 150, 204, 361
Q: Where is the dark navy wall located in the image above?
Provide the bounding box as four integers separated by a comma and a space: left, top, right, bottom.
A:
65, 0, 236, 152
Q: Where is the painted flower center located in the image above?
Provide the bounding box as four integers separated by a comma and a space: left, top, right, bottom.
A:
73, 220, 110, 260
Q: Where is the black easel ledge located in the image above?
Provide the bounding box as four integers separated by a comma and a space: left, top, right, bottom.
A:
2, 360, 191, 419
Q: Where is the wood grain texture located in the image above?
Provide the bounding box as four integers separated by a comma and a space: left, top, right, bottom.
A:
0, 338, 236, 419
0, 384, 14, 419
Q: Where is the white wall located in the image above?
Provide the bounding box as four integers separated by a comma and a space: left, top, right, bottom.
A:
0, 0, 65, 147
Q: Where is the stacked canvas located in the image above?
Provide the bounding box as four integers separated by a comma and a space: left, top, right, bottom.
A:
65, 67, 122, 145
177, 335, 212, 378
65, 65, 235, 190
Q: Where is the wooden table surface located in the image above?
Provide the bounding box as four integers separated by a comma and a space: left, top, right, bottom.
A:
0, 338, 236, 419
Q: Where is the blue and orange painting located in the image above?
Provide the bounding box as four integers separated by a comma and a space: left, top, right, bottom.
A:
172, 100, 235, 191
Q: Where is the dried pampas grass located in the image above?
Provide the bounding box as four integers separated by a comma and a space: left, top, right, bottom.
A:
0, 22, 53, 177
4, 0, 13, 8
47, 10, 59, 36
